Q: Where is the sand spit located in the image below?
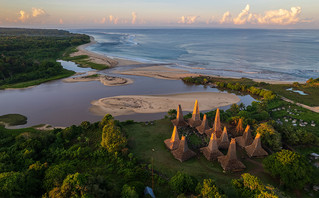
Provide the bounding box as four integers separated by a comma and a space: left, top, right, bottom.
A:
90, 92, 240, 116
114, 65, 201, 80
71, 37, 140, 67
63, 72, 133, 86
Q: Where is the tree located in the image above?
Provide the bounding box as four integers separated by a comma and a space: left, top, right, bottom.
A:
256, 123, 281, 151
263, 150, 312, 189
198, 179, 225, 198
232, 173, 279, 198
101, 115, 127, 153
169, 171, 197, 195
59, 173, 90, 198
121, 184, 139, 198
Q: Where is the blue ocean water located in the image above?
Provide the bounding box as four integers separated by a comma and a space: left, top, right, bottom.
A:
74, 29, 319, 81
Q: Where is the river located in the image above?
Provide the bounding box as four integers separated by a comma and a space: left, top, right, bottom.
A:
0, 60, 255, 128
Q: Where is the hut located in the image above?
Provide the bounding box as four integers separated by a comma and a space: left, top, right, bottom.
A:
171, 105, 188, 127
218, 127, 230, 150
188, 100, 202, 127
235, 125, 253, 148
164, 126, 180, 150
206, 108, 223, 138
218, 138, 246, 172
196, 114, 210, 135
171, 136, 196, 162
245, 133, 268, 158
200, 133, 223, 161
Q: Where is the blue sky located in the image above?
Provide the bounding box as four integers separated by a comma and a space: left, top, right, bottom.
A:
0, 0, 318, 28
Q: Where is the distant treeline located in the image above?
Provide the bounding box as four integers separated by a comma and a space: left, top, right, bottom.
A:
0, 28, 90, 87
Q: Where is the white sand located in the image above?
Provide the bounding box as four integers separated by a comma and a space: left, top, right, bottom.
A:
90, 92, 240, 116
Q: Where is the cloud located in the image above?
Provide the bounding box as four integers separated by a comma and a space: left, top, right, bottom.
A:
18, 8, 47, 22
132, 12, 137, 24
178, 16, 199, 24
32, 8, 46, 17
18, 10, 29, 22
219, 11, 232, 24
59, 18, 63, 24
256, 6, 302, 25
233, 4, 252, 25
220, 4, 303, 25
109, 15, 119, 24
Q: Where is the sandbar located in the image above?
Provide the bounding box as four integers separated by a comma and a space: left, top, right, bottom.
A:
90, 92, 240, 116
63, 72, 133, 86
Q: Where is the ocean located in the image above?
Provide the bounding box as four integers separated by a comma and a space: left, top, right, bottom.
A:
73, 29, 319, 82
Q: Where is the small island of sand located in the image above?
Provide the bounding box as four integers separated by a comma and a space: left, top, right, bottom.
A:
63, 72, 133, 86
90, 92, 240, 116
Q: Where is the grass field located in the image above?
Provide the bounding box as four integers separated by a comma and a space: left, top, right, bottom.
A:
0, 114, 27, 126
261, 84, 319, 107
122, 118, 280, 197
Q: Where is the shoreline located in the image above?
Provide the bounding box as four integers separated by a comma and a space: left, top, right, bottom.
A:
72, 36, 142, 67
90, 92, 240, 116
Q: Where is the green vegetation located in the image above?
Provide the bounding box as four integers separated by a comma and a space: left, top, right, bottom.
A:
232, 173, 281, 198
255, 123, 281, 151
63, 54, 109, 70
263, 150, 313, 189
0, 114, 27, 126
182, 76, 319, 106
0, 28, 89, 89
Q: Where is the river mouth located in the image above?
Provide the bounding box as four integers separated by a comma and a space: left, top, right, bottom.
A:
0, 60, 255, 128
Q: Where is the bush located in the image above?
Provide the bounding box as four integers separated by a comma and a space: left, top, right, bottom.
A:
232, 173, 279, 198
121, 184, 138, 198
198, 179, 225, 198
169, 171, 197, 195
256, 123, 281, 151
263, 150, 312, 189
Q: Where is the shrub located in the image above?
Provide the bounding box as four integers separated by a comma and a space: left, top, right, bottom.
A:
263, 150, 312, 189
169, 171, 197, 195
256, 123, 281, 151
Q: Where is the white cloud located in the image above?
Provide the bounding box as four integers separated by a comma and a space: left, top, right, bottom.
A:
109, 15, 119, 24
132, 12, 137, 24
220, 4, 303, 25
178, 15, 199, 24
220, 11, 232, 24
59, 18, 63, 24
18, 8, 47, 23
18, 10, 29, 22
32, 8, 46, 17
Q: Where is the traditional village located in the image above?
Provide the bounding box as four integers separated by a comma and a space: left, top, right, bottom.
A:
165, 100, 268, 172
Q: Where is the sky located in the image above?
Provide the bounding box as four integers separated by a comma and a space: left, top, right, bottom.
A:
0, 0, 318, 28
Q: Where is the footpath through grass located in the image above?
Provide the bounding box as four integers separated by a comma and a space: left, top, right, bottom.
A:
122, 118, 276, 197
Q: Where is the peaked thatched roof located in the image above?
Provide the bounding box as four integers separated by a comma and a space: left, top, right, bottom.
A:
218, 138, 246, 172
245, 133, 268, 158
164, 126, 180, 150
235, 125, 253, 148
218, 127, 230, 150
171, 105, 188, 127
205, 108, 223, 138
200, 133, 223, 161
188, 100, 201, 127
171, 136, 196, 162
196, 114, 210, 135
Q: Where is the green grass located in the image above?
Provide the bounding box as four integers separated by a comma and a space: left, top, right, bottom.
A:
0, 114, 27, 126
267, 99, 319, 136
63, 55, 109, 70
261, 84, 319, 107
0, 69, 75, 89
122, 119, 279, 197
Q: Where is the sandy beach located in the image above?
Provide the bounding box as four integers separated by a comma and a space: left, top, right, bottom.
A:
63, 72, 133, 86
90, 92, 240, 116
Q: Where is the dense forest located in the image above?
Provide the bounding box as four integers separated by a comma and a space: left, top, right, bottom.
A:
0, 28, 90, 88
